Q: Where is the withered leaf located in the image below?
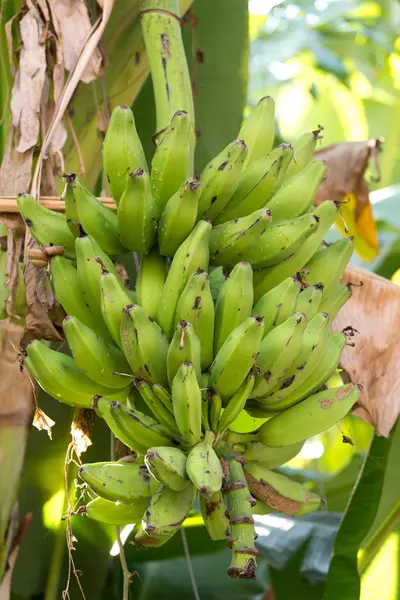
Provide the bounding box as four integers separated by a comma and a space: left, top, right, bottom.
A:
0, 126, 34, 197
333, 264, 400, 437
32, 407, 55, 439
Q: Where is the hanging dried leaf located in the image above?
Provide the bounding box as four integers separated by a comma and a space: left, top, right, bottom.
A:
71, 409, 95, 455
0, 126, 34, 197
10, 10, 47, 154
333, 264, 400, 437
32, 407, 55, 438
314, 139, 382, 263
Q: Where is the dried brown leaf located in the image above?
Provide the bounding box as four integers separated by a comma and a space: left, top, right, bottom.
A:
32, 407, 55, 438
10, 10, 46, 153
0, 126, 34, 196
5, 231, 24, 316
333, 264, 400, 437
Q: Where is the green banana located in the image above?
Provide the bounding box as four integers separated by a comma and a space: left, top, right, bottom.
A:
267, 331, 347, 412
117, 167, 157, 253
67, 174, 125, 256
25, 341, 127, 408
99, 266, 132, 348
157, 220, 212, 339
136, 250, 166, 321
174, 269, 215, 370
216, 372, 255, 438
135, 378, 179, 432
17, 193, 76, 259
209, 316, 264, 402
84, 496, 148, 525
319, 283, 352, 319
252, 500, 273, 515
210, 208, 273, 263
209, 388, 223, 433
186, 430, 223, 495
152, 384, 173, 414
260, 312, 331, 409
301, 237, 354, 293
0, 250, 9, 319
135, 484, 197, 548
209, 266, 227, 301
171, 361, 202, 445
151, 110, 195, 220
250, 312, 308, 399
199, 490, 229, 541
120, 304, 169, 386
294, 283, 324, 320
244, 463, 322, 516
212, 213, 320, 269
145, 446, 189, 491
63, 315, 131, 388
158, 177, 201, 256
75, 233, 123, 341
214, 261, 253, 355
258, 383, 361, 446
238, 96, 275, 168
216, 144, 294, 224
78, 461, 157, 502
252, 276, 301, 338
241, 440, 303, 468
197, 140, 248, 221
266, 159, 327, 221
50, 255, 99, 333
63, 174, 80, 237
103, 105, 148, 205
167, 320, 201, 387
284, 126, 323, 179
253, 200, 340, 301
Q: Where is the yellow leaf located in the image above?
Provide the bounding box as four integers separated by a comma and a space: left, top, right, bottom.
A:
336, 193, 379, 262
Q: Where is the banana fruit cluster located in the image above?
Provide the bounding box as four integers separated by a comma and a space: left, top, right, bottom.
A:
20, 97, 361, 581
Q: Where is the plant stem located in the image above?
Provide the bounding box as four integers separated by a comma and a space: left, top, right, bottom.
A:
140, 0, 194, 133
116, 525, 131, 600
180, 526, 200, 600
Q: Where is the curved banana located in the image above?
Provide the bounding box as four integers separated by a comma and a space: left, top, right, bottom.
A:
174, 269, 214, 370
216, 372, 255, 438
284, 126, 323, 179
152, 384, 173, 414
144, 446, 189, 491
99, 267, 132, 347
319, 283, 352, 320
209, 388, 222, 433
85, 496, 148, 525
135, 378, 179, 432
302, 237, 354, 293
172, 361, 202, 445
214, 261, 253, 355
78, 461, 157, 502
199, 490, 229, 541
136, 250, 166, 321
252, 276, 301, 338
186, 430, 223, 495
294, 283, 324, 320
167, 320, 201, 387
238, 96, 275, 168
241, 440, 303, 468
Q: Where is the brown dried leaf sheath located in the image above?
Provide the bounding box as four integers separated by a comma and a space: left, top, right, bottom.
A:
333, 264, 400, 437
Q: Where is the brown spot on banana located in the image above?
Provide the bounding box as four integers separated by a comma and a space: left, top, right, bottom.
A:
244, 472, 303, 517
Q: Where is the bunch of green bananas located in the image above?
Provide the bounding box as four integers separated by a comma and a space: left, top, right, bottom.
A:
20, 97, 361, 581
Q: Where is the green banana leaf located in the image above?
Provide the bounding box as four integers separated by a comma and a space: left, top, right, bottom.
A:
269, 542, 325, 600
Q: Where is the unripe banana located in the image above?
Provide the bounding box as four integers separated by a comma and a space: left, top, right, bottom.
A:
50, 255, 99, 333
158, 177, 201, 256
63, 315, 131, 389
78, 461, 157, 502
135, 378, 179, 432
216, 144, 294, 224
145, 446, 189, 491
198, 140, 248, 221
63, 175, 80, 237
135, 483, 197, 548
294, 283, 324, 320
151, 110, 195, 220
214, 262, 253, 355
120, 304, 169, 386
212, 213, 320, 269
175, 269, 214, 370
250, 312, 307, 399
75, 233, 123, 341
84, 496, 148, 525
117, 167, 157, 253
244, 463, 322, 516
103, 105, 148, 205
167, 320, 201, 387
172, 361, 202, 445
253, 200, 339, 300
157, 220, 211, 339
266, 159, 327, 221
238, 96, 275, 168
152, 384, 173, 414
284, 126, 323, 179
319, 283, 352, 320
66, 174, 125, 256
208, 388, 222, 433
199, 490, 229, 541
241, 440, 303, 468
92, 395, 148, 452
258, 383, 361, 447
17, 193, 76, 259
209, 316, 264, 402
186, 430, 223, 495
136, 250, 166, 320
301, 237, 354, 293
252, 500, 273, 515
252, 276, 301, 338
209, 266, 226, 300
216, 372, 255, 438
99, 267, 132, 348
25, 341, 126, 408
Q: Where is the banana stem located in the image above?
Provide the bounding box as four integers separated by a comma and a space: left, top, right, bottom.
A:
140, 0, 194, 133
222, 457, 258, 580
